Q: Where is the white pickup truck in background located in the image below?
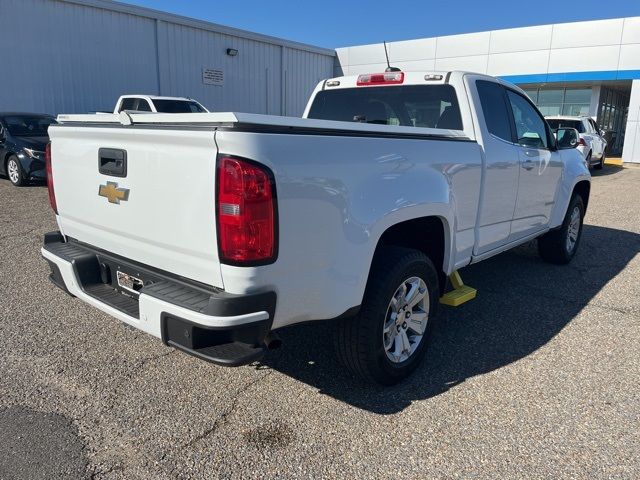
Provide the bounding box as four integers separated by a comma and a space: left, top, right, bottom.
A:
42, 70, 590, 384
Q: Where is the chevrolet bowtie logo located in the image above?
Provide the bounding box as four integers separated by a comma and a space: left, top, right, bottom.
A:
98, 181, 130, 204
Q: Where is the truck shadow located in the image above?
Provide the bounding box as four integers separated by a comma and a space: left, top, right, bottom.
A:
260, 225, 640, 414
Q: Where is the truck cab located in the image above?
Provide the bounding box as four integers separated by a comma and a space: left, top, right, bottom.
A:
114, 95, 208, 114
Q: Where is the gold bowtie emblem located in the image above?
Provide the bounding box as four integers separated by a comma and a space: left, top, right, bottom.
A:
98, 181, 130, 204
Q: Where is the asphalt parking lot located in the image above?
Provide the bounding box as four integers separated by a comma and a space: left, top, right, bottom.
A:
1, 165, 639, 479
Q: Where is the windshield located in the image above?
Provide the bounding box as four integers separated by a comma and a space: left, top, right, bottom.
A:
546, 119, 585, 133
307, 85, 463, 130
3, 116, 57, 137
153, 100, 206, 113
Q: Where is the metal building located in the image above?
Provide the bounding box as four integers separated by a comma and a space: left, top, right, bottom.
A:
0, 0, 336, 117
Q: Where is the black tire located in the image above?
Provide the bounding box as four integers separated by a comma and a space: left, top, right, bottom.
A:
594, 151, 604, 170
538, 195, 585, 264
334, 246, 440, 385
6, 155, 25, 186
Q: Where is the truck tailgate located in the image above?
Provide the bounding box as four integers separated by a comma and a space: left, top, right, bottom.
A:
49, 125, 223, 288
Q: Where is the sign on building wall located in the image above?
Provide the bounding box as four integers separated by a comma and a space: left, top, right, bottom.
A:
203, 68, 224, 86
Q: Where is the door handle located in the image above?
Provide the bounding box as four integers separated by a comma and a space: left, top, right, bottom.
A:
522, 159, 535, 170
98, 148, 127, 177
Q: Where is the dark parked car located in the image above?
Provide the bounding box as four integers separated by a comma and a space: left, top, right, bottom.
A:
0, 113, 57, 186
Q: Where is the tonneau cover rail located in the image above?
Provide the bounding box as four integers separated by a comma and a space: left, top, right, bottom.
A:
54, 112, 471, 140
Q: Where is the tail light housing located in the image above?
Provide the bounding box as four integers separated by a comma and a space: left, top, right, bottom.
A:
357, 72, 404, 86
45, 142, 58, 214
216, 155, 277, 265
577, 138, 587, 147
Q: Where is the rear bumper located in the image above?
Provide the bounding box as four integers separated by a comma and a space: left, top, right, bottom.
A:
41, 232, 276, 366
17, 155, 45, 180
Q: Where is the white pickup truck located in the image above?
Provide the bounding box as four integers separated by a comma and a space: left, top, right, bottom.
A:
42, 71, 590, 384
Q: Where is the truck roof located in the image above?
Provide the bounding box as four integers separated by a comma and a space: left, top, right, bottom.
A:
318, 70, 520, 90
118, 95, 197, 101
545, 115, 591, 121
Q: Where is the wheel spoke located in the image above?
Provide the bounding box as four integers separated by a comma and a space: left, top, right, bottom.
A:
408, 286, 426, 308
396, 283, 407, 305
399, 329, 411, 353
405, 280, 419, 305
383, 314, 396, 334
408, 312, 428, 334
392, 334, 404, 359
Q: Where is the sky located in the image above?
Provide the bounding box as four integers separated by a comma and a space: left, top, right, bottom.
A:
119, 0, 640, 49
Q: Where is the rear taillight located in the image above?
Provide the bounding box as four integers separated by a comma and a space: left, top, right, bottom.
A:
216, 156, 276, 265
578, 138, 587, 146
357, 72, 404, 86
45, 142, 57, 214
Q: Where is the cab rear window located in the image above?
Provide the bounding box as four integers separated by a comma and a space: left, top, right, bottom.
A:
308, 85, 463, 130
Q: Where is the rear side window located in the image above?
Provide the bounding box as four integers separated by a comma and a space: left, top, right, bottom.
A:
153, 100, 206, 113
119, 98, 136, 112
546, 119, 585, 133
119, 98, 152, 112
476, 80, 513, 142
137, 99, 152, 112
307, 85, 463, 130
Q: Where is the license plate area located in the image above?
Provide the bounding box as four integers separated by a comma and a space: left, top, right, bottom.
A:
116, 271, 144, 296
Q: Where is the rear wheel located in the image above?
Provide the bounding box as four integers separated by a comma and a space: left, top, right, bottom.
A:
6, 155, 25, 186
594, 151, 604, 170
585, 151, 593, 169
538, 195, 584, 264
334, 247, 439, 385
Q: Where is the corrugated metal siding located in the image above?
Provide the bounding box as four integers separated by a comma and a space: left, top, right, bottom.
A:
0, 0, 159, 114
157, 22, 283, 114
0, 0, 335, 116
282, 48, 336, 116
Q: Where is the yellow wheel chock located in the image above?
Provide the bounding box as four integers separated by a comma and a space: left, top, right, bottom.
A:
439, 270, 477, 307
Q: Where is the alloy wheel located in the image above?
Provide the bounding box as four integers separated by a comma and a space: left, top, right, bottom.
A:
7, 159, 20, 184
566, 206, 581, 253
383, 276, 430, 363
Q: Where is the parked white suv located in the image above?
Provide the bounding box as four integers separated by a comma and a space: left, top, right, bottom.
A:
114, 95, 208, 114
546, 116, 607, 169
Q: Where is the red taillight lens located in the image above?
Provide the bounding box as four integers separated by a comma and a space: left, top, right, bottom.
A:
578, 138, 587, 146
45, 142, 58, 214
357, 72, 404, 86
217, 156, 276, 264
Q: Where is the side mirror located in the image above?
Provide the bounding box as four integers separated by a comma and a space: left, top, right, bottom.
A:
555, 127, 580, 149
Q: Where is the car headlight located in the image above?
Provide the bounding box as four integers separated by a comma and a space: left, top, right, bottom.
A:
23, 148, 44, 159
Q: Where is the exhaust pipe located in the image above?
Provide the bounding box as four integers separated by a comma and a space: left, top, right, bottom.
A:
264, 332, 282, 350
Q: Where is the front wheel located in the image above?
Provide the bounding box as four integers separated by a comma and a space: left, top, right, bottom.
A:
334, 247, 440, 385
538, 195, 585, 264
6, 155, 25, 186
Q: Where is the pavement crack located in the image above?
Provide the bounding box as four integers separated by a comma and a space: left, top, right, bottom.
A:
135, 349, 175, 369
177, 370, 273, 452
